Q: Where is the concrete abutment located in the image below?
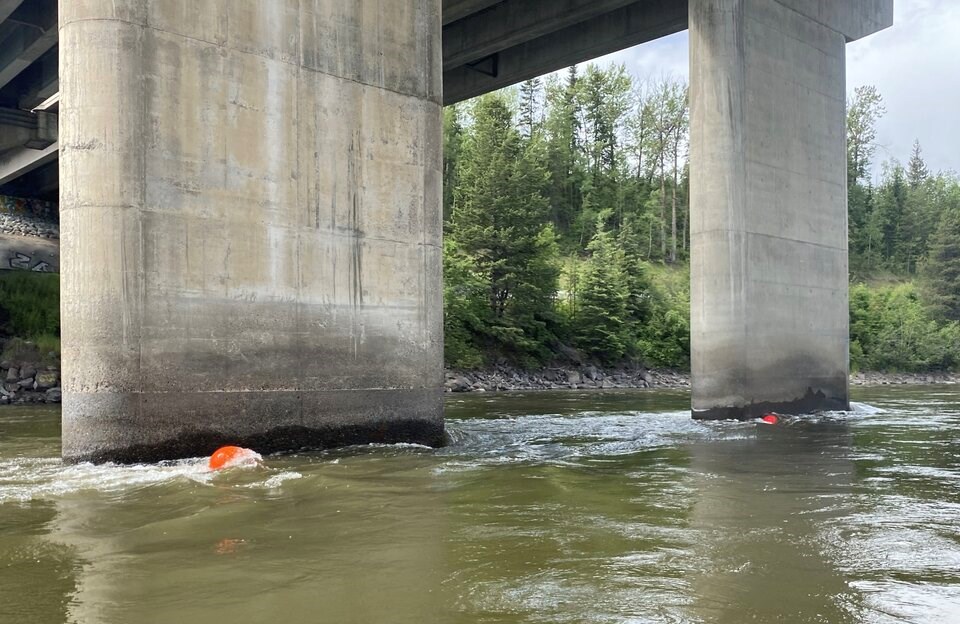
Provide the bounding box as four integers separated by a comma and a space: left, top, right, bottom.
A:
689, 0, 891, 419
59, 0, 444, 462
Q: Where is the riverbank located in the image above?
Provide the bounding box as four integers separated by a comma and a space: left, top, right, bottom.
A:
445, 366, 688, 392
0, 339, 61, 405
1, 359, 956, 406
445, 366, 960, 393
0, 360, 60, 405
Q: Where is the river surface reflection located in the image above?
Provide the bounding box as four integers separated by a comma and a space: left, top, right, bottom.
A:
0, 386, 958, 623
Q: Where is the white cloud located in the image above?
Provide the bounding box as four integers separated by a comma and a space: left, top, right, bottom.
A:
847, 0, 960, 178
599, 31, 690, 85
588, 1, 959, 178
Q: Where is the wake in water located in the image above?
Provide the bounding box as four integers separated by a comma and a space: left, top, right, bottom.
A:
0, 454, 307, 504
0, 456, 214, 504
849, 400, 885, 415
0, 399, 897, 505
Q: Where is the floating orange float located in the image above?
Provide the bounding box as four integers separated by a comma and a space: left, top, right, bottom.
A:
208, 445, 261, 470
760, 414, 779, 425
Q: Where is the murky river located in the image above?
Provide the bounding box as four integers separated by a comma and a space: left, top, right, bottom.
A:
1, 386, 959, 623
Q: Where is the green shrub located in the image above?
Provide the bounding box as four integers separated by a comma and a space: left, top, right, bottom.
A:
850, 281, 960, 372
0, 271, 60, 340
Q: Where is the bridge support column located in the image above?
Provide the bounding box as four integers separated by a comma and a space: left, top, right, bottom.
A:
688, 0, 889, 419
60, 1, 444, 462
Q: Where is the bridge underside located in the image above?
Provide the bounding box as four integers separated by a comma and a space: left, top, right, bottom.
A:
0, 0, 57, 200
0, 0, 891, 461
442, 0, 688, 104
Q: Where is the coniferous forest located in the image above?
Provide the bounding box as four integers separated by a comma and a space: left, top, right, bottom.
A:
442, 67, 960, 373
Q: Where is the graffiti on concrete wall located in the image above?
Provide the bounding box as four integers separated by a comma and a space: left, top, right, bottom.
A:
8, 251, 54, 272
0, 235, 59, 273
0, 195, 61, 271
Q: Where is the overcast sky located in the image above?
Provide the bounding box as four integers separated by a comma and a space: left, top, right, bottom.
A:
595, 0, 960, 180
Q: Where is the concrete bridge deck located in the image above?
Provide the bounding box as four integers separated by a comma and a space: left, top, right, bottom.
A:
1, 0, 685, 196
0, 0, 893, 462
0, 1, 894, 189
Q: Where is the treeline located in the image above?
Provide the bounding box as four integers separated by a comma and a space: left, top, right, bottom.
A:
443, 70, 960, 372
443, 66, 692, 369
846, 86, 960, 371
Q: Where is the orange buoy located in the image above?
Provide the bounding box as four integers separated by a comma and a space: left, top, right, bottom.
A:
760, 414, 779, 425
208, 445, 261, 470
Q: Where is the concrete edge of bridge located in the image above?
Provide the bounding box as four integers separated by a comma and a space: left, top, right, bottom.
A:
691, 388, 850, 421
61, 388, 446, 464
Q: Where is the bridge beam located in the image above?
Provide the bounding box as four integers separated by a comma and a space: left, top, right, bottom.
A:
0, 140, 57, 186
689, 0, 892, 419
443, 0, 687, 105
60, 0, 444, 463
17, 46, 59, 110
442, 0, 639, 71
0, 0, 57, 91
0, 0, 24, 23
442, 0, 501, 25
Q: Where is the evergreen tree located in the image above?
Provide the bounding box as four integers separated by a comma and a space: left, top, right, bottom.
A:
872, 164, 908, 270
902, 143, 935, 273
926, 205, 960, 322
574, 213, 629, 363
543, 69, 585, 247
518, 78, 542, 138
449, 94, 559, 363
848, 180, 875, 273
907, 140, 929, 188
617, 214, 654, 327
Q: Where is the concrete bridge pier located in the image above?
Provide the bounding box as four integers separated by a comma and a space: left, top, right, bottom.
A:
59, 1, 444, 462
689, 0, 891, 419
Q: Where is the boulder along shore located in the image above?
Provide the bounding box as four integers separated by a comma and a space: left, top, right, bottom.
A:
445, 366, 960, 393
1, 361, 957, 406
1, 360, 60, 405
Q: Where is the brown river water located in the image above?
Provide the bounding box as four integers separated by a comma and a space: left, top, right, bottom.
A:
1, 386, 959, 623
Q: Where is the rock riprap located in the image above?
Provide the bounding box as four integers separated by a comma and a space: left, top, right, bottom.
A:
0, 361, 61, 405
